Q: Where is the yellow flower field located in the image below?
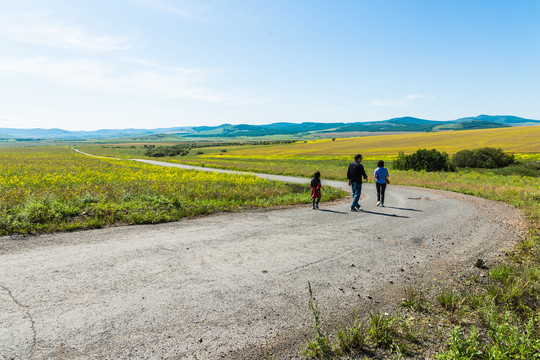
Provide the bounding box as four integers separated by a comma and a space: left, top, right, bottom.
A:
223, 126, 540, 157
0, 146, 345, 234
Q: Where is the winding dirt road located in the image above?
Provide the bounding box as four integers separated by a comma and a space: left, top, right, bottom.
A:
0, 155, 525, 359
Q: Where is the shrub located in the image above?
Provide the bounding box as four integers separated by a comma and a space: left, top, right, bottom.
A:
451, 149, 476, 168
393, 149, 454, 172
367, 312, 395, 348
336, 321, 366, 354
144, 144, 191, 157
436, 326, 483, 359
302, 282, 333, 358
150, 151, 166, 157
400, 285, 428, 312
453, 147, 515, 168
437, 288, 464, 312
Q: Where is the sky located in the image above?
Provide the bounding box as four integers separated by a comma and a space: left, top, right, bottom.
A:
0, 0, 539, 131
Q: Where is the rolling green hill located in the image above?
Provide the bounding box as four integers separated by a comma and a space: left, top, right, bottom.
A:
1, 115, 538, 140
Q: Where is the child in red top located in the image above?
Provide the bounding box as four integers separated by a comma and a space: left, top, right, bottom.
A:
310, 171, 321, 209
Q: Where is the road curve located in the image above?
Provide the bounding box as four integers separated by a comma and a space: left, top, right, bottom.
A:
0, 152, 525, 359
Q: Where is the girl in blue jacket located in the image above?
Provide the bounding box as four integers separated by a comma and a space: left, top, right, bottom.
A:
374, 160, 389, 207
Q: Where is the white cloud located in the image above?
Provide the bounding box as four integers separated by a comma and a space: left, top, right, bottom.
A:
0, 12, 131, 52
369, 94, 425, 107
0, 56, 262, 104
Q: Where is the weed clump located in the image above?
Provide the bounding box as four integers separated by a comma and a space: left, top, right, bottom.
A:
302, 239, 540, 359
302, 282, 333, 358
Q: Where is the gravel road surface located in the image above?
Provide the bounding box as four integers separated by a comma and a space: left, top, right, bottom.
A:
1, 156, 525, 359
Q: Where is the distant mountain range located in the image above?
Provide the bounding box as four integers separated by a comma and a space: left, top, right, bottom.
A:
0, 127, 191, 140
1, 115, 538, 140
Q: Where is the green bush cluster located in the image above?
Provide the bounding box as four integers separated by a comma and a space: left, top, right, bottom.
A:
391, 147, 517, 172
143, 144, 192, 157
393, 149, 454, 172
452, 147, 515, 169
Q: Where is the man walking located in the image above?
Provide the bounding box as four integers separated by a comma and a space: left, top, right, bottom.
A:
347, 154, 368, 211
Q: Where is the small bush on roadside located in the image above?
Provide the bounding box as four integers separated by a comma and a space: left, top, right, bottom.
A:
400, 285, 428, 312
393, 149, 454, 172
302, 282, 333, 358
302, 292, 418, 358
489, 264, 515, 284
436, 326, 483, 360
437, 287, 464, 312
336, 320, 366, 354
367, 312, 395, 348
453, 147, 515, 168
485, 313, 540, 358
490, 161, 540, 177
436, 311, 540, 359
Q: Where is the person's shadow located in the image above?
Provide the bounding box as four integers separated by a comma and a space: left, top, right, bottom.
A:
385, 206, 423, 212
317, 209, 349, 214
358, 209, 409, 218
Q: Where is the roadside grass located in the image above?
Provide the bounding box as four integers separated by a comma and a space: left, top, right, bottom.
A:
301, 244, 540, 359
303, 285, 432, 359
0, 147, 346, 235
401, 285, 429, 313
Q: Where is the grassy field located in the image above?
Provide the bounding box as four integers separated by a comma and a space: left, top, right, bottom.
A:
223, 125, 540, 157
0, 146, 345, 235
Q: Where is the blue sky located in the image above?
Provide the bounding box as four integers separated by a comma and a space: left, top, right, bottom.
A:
0, 0, 538, 130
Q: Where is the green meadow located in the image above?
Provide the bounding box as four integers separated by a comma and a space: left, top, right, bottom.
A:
0, 146, 345, 235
